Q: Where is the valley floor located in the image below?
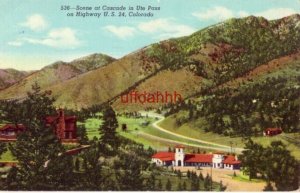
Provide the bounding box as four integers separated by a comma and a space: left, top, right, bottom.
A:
174, 166, 266, 192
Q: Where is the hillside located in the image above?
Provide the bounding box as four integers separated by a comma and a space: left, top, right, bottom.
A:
47, 51, 160, 109
0, 53, 115, 100
112, 68, 208, 111
0, 69, 30, 90
0, 14, 299, 111
113, 14, 300, 111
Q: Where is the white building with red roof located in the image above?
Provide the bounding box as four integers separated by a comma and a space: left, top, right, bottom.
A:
152, 145, 240, 170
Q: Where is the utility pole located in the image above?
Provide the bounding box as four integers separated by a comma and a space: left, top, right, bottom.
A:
229, 141, 233, 154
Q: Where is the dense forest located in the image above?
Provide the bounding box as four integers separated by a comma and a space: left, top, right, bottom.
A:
148, 15, 300, 137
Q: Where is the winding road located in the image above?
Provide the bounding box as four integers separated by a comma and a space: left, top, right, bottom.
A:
140, 111, 244, 153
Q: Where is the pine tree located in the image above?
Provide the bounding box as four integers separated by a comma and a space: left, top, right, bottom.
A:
145, 173, 156, 190
263, 181, 274, 191
204, 174, 211, 191
199, 172, 204, 180
99, 105, 119, 151
177, 170, 182, 179
4, 83, 74, 190
190, 172, 200, 191
187, 170, 191, 178
75, 157, 80, 172
5, 166, 18, 190
189, 108, 194, 120
264, 141, 299, 191
239, 138, 264, 179
219, 180, 226, 191
182, 181, 187, 190
157, 179, 163, 190
165, 179, 172, 191
77, 125, 89, 145
80, 140, 108, 190
114, 152, 144, 190
0, 142, 6, 159
176, 182, 182, 191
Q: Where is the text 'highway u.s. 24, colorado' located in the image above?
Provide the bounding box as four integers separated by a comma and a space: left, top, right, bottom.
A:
60, 5, 161, 18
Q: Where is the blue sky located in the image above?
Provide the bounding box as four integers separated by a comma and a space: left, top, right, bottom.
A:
0, 0, 299, 70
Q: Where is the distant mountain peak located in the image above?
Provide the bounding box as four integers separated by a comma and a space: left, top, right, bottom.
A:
42, 53, 116, 73
0, 69, 30, 90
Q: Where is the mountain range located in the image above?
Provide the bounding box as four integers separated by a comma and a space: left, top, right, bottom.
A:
0, 14, 299, 110
0, 69, 31, 90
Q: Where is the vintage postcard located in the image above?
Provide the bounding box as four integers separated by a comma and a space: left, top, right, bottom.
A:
0, 0, 299, 191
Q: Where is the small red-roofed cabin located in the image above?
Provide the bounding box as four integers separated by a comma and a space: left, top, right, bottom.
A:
223, 155, 241, 170
263, 128, 282, 136
0, 124, 25, 140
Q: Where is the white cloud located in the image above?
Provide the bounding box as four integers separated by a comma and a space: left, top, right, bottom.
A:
103, 25, 135, 39
192, 6, 235, 21
254, 8, 297, 20
7, 41, 23, 47
23, 28, 81, 49
238, 11, 249, 17
21, 14, 48, 31
138, 18, 195, 39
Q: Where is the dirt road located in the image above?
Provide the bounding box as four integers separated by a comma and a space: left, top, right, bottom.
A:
174, 166, 266, 191
140, 111, 244, 153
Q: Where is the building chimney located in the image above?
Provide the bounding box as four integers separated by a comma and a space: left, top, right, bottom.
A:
58, 108, 65, 139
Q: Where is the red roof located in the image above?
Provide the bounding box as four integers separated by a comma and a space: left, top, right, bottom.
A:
265, 128, 282, 132
152, 152, 175, 161
152, 151, 241, 165
175, 144, 185, 149
213, 151, 225, 155
65, 116, 76, 121
45, 116, 58, 124
45, 116, 76, 124
65, 145, 90, 155
223, 155, 241, 165
0, 124, 26, 131
185, 154, 213, 163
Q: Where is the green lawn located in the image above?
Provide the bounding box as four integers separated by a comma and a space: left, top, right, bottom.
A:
78, 118, 102, 139
0, 149, 15, 162
117, 116, 170, 150
229, 173, 265, 183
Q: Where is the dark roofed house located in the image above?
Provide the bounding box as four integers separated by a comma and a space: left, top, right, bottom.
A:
45, 109, 77, 142
0, 124, 26, 140
263, 128, 282, 136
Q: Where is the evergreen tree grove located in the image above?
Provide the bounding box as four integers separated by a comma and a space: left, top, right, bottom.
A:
99, 105, 119, 150
3, 83, 74, 190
